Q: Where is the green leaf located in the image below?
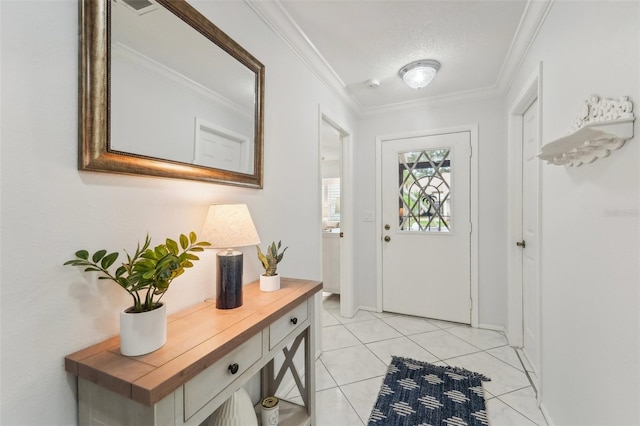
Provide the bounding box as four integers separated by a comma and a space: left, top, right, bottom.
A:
115, 266, 126, 277
189, 231, 197, 244
101, 252, 119, 269
84, 267, 101, 272
186, 253, 199, 261
141, 250, 158, 260
180, 234, 189, 249
196, 241, 211, 247
75, 250, 89, 260
92, 250, 107, 263
155, 245, 169, 258
189, 246, 204, 252
166, 238, 178, 255
135, 257, 156, 267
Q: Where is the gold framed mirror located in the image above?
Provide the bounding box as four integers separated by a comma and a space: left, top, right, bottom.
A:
80, 0, 264, 188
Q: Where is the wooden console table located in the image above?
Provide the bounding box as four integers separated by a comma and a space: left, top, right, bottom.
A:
65, 278, 322, 425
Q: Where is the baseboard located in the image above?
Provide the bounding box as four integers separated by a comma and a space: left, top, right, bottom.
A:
477, 323, 506, 334
357, 305, 378, 313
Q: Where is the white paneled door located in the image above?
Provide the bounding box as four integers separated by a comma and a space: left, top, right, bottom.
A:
522, 99, 540, 378
381, 132, 471, 324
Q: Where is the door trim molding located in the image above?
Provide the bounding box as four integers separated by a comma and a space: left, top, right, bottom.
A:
506, 62, 543, 399
507, 62, 542, 346
318, 106, 355, 319
375, 124, 479, 327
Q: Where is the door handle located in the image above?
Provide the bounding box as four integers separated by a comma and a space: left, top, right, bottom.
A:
384, 236, 391, 242
516, 240, 526, 248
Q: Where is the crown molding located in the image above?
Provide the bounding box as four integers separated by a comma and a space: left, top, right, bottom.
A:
495, 0, 554, 94
245, 0, 363, 114
246, 0, 553, 116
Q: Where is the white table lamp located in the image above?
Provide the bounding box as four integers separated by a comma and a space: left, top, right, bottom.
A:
200, 204, 260, 309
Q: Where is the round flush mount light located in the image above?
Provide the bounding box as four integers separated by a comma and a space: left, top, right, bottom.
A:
399, 59, 441, 89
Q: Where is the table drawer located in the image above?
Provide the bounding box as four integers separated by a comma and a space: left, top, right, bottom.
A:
269, 301, 308, 350
183, 332, 262, 420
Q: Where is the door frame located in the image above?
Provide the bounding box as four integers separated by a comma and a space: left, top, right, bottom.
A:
375, 124, 479, 327
318, 107, 355, 318
507, 63, 542, 345
506, 63, 543, 399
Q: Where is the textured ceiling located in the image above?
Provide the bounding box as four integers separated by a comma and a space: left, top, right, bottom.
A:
279, 0, 528, 110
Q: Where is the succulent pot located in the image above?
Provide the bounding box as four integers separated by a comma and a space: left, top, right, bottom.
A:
119, 303, 167, 356
260, 274, 280, 292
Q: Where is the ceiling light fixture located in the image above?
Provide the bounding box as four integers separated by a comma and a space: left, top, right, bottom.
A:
399, 59, 441, 89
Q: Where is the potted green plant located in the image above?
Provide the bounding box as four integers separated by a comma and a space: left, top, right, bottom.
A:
64, 232, 210, 356
256, 241, 287, 292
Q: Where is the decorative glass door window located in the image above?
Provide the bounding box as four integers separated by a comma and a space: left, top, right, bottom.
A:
397, 148, 452, 232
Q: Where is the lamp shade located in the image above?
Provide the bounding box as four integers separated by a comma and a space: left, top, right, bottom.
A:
200, 204, 261, 249
399, 59, 441, 89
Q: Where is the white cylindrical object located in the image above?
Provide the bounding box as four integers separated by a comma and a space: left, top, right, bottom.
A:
261, 396, 279, 426
119, 303, 167, 356
260, 274, 280, 292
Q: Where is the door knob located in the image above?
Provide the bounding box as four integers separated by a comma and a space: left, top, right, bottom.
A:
384, 224, 390, 230
384, 236, 391, 242
516, 240, 526, 248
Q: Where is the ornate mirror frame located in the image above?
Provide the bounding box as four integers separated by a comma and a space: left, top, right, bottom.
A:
79, 0, 264, 188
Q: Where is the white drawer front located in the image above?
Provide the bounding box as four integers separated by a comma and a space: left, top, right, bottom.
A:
269, 301, 308, 350
183, 332, 262, 420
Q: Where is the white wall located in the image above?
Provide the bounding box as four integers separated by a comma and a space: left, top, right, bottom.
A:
0, 1, 357, 424
505, 2, 639, 424
356, 97, 508, 327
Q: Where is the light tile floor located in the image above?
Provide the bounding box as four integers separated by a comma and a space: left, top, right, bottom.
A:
306, 294, 548, 425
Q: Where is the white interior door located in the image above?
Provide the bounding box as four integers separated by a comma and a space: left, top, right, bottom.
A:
522, 99, 541, 377
381, 131, 471, 324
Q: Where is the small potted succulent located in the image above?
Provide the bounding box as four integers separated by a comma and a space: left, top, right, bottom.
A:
256, 241, 287, 292
64, 232, 210, 356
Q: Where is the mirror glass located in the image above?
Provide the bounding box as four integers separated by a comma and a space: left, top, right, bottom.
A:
79, 0, 264, 187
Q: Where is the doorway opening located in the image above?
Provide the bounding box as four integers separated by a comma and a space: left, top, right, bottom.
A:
319, 110, 354, 319
375, 125, 479, 327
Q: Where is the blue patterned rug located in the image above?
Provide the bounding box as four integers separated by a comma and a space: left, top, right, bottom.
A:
368, 356, 491, 426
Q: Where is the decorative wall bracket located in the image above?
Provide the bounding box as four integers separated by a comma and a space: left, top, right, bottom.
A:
538, 95, 635, 166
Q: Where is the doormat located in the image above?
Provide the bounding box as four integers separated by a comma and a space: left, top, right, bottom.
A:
368, 356, 491, 426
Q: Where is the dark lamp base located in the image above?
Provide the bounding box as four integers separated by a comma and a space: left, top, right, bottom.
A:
216, 251, 243, 309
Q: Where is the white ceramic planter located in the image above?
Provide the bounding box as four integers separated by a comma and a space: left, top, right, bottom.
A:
260, 274, 280, 292
119, 303, 167, 356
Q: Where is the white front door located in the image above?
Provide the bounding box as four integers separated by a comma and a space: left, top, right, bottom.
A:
522, 99, 541, 377
381, 131, 471, 324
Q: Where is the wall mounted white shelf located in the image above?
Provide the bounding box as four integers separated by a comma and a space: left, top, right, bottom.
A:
538, 95, 635, 167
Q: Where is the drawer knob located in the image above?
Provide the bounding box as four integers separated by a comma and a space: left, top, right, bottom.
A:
290, 317, 298, 325
228, 363, 239, 375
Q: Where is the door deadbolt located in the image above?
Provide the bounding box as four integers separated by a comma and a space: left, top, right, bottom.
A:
384, 224, 390, 230
516, 240, 526, 248
384, 236, 391, 242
